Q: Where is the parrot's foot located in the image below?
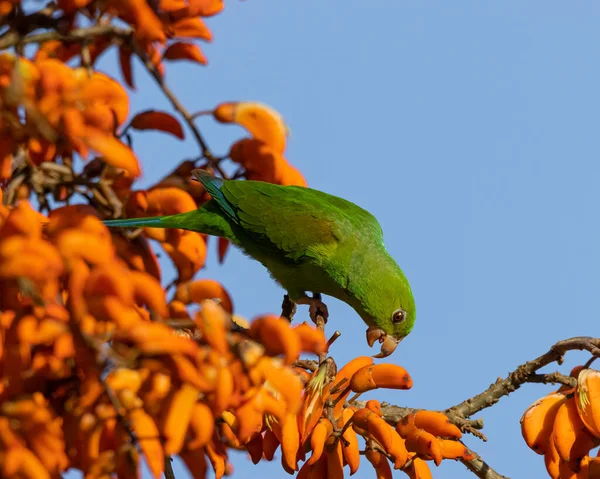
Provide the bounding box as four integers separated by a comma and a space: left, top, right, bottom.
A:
296, 293, 329, 325
309, 300, 328, 325
281, 294, 297, 322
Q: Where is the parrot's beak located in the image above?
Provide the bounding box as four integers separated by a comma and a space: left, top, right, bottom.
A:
366, 326, 401, 358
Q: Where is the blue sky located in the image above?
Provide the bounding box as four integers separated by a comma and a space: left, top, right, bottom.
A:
69, 1, 600, 478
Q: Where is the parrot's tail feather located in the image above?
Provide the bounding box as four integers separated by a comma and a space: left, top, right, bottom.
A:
104, 217, 165, 228
104, 205, 236, 241
192, 169, 237, 220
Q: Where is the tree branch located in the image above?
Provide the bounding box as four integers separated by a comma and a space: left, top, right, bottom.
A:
128, 41, 222, 171
351, 337, 600, 479
462, 456, 509, 479
0, 24, 133, 50
446, 336, 600, 419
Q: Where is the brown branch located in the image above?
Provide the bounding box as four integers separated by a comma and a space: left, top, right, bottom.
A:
164, 456, 177, 479
446, 336, 600, 419
128, 41, 223, 172
293, 359, 318, 372
351, 337, 600, 479
0, 23, 133, 50
527, 372, 577, 388
351, 401, 486, 440
462, 456, 509, 479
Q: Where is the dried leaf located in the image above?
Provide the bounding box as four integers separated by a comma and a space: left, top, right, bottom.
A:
119, 46, 135, 89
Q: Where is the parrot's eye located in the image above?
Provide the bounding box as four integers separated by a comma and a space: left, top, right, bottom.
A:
392, 308, 406, 324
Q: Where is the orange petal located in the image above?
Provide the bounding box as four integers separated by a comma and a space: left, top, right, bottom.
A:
413, 411, 462, 439
162, 230, 207, 282
218, 237, 229, 263
119, 45, 135, 89
279, 163, 308, 187
350, 364, 412, 393
205, 437, 227, 479
292, 322, 327, 355
79, 70, 129, 125
130, 271, 168, 317
56, 230, 115, 265
180, 446, 207, 478
194, 300, 229, 355
215, 102, 288, 153
341, 408, 360, 475
280, 412, 299, 472
129, 408, 164, 479
245, 432, 263, 464
307, 418, 333, 466
163, 42, 207, 65
146, 186, 196, 215
159, 383, 200, 455
0, 136, 14, 179
130, 110, 185, 139
365, 448, 393, 479
0, 237, 63, 282
249, 314, 301, 365
330, 356, 373, 418
83, 127, 141, 176
439, 439, 477, 461
187, 0, 223, 16
0, 200, 44, 239
187, 401, 214, 449
174, 279, 233, 313
169, 17, 213, 41
229, 138, 289, 184
262, 429, 280, 461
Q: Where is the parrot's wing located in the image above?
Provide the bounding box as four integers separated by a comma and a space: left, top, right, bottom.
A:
220, 178, 384, 261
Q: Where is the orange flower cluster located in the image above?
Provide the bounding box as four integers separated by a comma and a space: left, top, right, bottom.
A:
286, 356, 475, 479
521, 366, 600, 478
0, 195, 330, 478
213, 101, 308, 187
123, 185, 208, 282
35, 0, 220, 83
0, 53, 138, 180
0, 191, 474, 479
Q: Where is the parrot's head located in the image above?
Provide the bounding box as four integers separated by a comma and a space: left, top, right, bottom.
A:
361, 262, 416, 358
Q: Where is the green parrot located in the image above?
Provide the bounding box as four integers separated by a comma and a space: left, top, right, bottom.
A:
104, 170, 416, 357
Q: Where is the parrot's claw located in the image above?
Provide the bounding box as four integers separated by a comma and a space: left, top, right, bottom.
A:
295, 293, 329, 325
308, 300, 329, 324
281, 294, 297, 322
366, 326, 401, 358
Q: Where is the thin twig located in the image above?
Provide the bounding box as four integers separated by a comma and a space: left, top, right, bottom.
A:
128, 42, 222, 171
446, 336, 600, 419
0, 23, 133, 50
461, 456, 509, 479
164, 456, 176, 479
327, 330, 341, 349
293, 359, 318, 372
